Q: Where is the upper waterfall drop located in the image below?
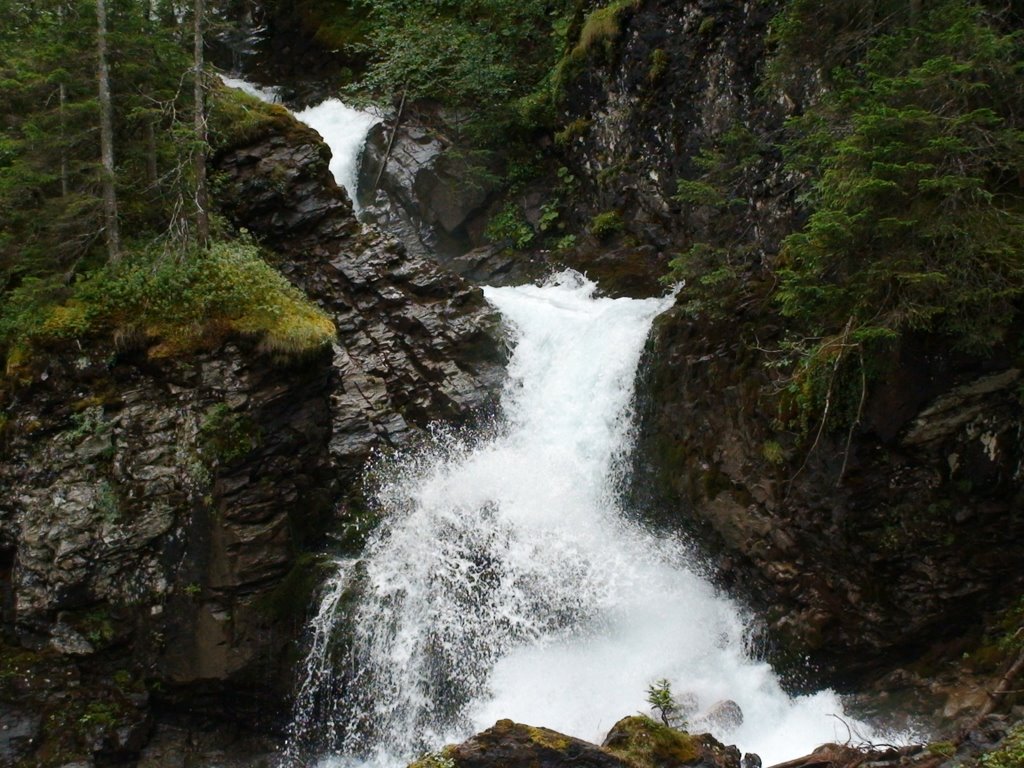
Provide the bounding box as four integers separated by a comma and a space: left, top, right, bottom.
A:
287, 272, 873, 768
294, 100, 379, 212
218, 75, 378, 210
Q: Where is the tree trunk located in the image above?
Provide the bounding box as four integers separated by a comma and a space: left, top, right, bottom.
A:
59, 82, 68, 197
193, 0, 209, 247
145, 118, 158, 185
96, 0, 120, 263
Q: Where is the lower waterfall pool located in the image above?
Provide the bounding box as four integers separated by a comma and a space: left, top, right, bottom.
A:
282, 272, 889, 768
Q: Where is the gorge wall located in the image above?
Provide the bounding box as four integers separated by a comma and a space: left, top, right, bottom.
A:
2, 0, 1023, 764
0, 102, 503, 766
547, 0, 1024, 693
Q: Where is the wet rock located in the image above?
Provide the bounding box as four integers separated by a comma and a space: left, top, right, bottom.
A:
603, 715, 741, 768
0, 708, 41, 764
441, 719, 630, 768
358, 120, 503, 262
700, 700, 744, 732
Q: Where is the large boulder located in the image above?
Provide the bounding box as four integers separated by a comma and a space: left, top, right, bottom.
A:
416, 717, 742, 768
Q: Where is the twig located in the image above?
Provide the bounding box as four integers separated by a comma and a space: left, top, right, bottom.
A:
372, 87, 407, 193
837, 345, 866, 486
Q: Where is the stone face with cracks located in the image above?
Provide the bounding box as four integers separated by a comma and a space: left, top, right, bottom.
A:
0, 101, 504, 765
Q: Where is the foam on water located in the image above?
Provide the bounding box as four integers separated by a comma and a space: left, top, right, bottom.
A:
217, 75, 379, 210
294, 100, 379, 211
286, 272, 876, 767
219, 74, 281, 104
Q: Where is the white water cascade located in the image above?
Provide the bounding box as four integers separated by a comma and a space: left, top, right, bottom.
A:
284, 273, 870, 768
294, 100, 379, 212
218, 75, 379, 210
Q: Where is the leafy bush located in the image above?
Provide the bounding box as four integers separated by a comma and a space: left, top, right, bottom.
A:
980, 725, 1024, 768
485, 203, 536, 250
589, 210, 624, 241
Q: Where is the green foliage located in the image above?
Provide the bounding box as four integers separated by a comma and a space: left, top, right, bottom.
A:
0, 0, 201, 286
648, 48, 669, 83
646, 678, 683, 728
485, 203, 536, 250
350, 0, 575, 146
199, 402, 260, 465
0, 1, 334, 380
589, 210, 624, 241
980, 725, 1024, 768
1, 239, 335, 371
664, 124, 767, 317
674, 179, 726, 207
773, 1, 1024, 428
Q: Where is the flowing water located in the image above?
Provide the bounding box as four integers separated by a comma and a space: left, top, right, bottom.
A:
218, 75, 379, 210
293, 100, 379, 212
284, 273, 871, 768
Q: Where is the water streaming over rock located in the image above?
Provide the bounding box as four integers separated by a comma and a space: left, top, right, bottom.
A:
284, 273, 868, 768
218, 75, 378, 210
294, 100, 379, 212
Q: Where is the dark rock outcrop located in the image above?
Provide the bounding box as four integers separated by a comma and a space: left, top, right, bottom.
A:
358, 120, 504, 264
425, 717, 740, 768
0, 98, 503, 765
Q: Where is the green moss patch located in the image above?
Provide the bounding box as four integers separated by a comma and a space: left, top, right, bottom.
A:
603, 716, 701, 768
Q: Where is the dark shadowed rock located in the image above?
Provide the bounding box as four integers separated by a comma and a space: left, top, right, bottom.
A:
433, 719, 629, 768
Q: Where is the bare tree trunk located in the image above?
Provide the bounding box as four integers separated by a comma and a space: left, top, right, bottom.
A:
59, 82, 69, 197
96, 0, 120, 263
145, 118, 158, 185
193, 0, 209, 247
57, 3, 68, 198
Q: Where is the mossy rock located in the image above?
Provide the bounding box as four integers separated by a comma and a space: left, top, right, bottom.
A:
209, 84, 322, 154
603, 716, 740, 768
445, 719, 630, 768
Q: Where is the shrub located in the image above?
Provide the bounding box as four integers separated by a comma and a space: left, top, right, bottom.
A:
589, 210, 624, 241
773, 0, 1024, 429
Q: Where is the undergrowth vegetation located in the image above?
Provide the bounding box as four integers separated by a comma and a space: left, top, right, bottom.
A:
1, 239, 335, 374
0, 6, 335, 379
665, 0, 1024, 435
772, 0, 1024, 429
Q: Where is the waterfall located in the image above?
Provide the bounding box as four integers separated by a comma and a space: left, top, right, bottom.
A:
218, 75, 378, 210
285, 272, 869, 768
293, 100, 379, 213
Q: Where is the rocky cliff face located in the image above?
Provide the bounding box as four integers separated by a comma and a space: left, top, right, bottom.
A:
0, 101, 503, 766
554, 0, 1024, 693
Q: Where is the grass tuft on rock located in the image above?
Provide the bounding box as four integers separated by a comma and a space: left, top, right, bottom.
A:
2, 238, 335, 374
